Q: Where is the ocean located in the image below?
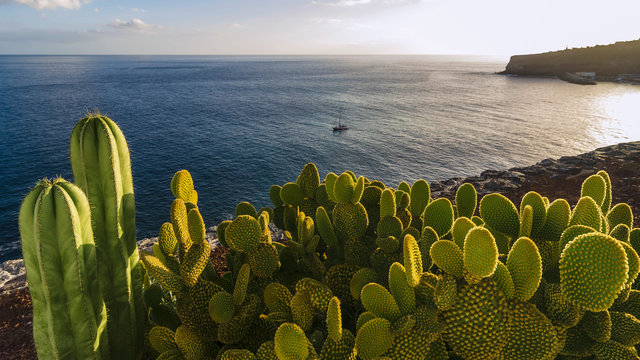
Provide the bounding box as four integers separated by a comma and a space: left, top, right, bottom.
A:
1, 55, 639, 262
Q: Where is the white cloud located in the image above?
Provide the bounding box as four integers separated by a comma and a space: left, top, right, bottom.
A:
229, 23, 244, 29
132, 7, 147, 13
0, 0, 91, 10
109, 18, 155, 31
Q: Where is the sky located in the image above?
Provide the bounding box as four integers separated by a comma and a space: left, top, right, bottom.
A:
0, 0, 639, 55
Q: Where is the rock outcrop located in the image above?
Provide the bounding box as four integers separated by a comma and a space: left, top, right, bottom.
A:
500, 39, 640, 78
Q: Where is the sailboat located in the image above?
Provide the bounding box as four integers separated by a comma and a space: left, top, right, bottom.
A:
333, 108, 349, 131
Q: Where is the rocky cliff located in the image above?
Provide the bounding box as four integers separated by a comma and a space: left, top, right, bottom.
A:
500, 39, 640, 78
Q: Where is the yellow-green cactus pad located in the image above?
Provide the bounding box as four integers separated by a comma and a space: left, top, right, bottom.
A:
149, 326, 178, 353
580, 310, 612, 342
569, 196, 602, 230
248, 243, 280, 278
220, 349, 257, 360
296, 278, 334, 312
377, 215, 403, 239
171, 198, 192, 253
537, 199, 571, 243
325, 264, 359, 306
464, 227, 499, 278
376, 235, 399, 255
560, 233, 629, 312
413, 279, 436, 307
430, 240, 464, 278
422, 198, 454, 237
226, 215, 262, 254
361, 283, 402, 321
452, 217, 475, 250
507, 237, 542, 302
171, 170, 196, 203
209, 291, 235, 324
332, 202, 369, 241
456, 183, 477, 219
581, 174, 607, 208
275, 323, 309, 360
264, 282, 293, 314
520, 191, 548, 237
380, 189, 396, 218
176, 280, 222, 342
441, 280, 509, 360
140, 252, 183, 293
297, 163, 320, 199
479, 193, 520, 238
257, 341, 278, 360
326, 297, 343, 342
356, 311, 377, 332
434, 273, 458, 311
234, 263, 251, 306
519, 204, 534, 238
419, 226, 439, 270
334, 173, 356, 204
355, 318, 394, 360
316, 206, 338, 248
611, 224, 631, 242
351, 176, 365, 204
560, 224, 598, 250
320, 328, 357, 360
490, 261, 515, 299
591, 340, 639, 360
159, 222, 178, 256
410, 180, 431, 219
270, 185, 284, 207
175, 325, 205, 360
403, 234, 423, 288
543, 283, 584, 328
280, 182, 304, 206
598, 170, 613, 214
608, 203, 634, 230
620, 242, 640, 288
501, 300, 559, 360
236, 201, 258, 219
361, 185, 382, 207
610, 311, 640, 346
290, 292, 312, 332
350, 268, 378, 300
424, 337, 448, 360
324, 172, 339, 203
388, 263, 416, 315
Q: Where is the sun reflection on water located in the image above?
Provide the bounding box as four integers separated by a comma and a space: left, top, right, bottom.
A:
592, 88, 640, 144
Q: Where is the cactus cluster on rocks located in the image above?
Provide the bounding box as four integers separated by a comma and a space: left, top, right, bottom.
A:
19, 117, 640, 360
139, 163, 640, 360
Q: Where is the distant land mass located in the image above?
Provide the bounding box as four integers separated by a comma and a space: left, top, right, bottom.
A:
500, 39, 640, 80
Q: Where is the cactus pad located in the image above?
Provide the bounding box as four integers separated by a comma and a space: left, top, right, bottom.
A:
560, 233, 629, 312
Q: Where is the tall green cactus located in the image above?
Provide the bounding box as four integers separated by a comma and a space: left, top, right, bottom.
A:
19, 179, 109, 359
70, 114, 144, 358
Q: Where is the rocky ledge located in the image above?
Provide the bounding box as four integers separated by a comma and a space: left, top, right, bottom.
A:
1, 141, 639, 297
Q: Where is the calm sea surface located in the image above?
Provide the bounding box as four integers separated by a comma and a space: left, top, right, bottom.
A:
1, 55, 639, 262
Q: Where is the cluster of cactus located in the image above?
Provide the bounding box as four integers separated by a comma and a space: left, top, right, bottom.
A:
138, 162, 640, 360
19, 114, 145, 359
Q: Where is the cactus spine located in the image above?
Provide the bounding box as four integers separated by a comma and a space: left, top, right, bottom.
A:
19, 179, 109, 359
70, 114, 144, 358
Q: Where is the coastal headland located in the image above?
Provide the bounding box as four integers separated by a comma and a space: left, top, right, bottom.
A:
1, 141, 640, 358
499, 39, 640, 81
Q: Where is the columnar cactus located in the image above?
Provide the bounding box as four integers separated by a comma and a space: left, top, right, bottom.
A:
70, 113, 145, 358
19, 179, 109, 359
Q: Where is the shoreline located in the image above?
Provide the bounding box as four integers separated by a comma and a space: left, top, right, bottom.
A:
2, 140, 639, 297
